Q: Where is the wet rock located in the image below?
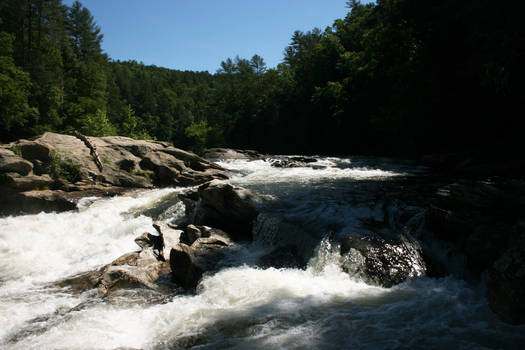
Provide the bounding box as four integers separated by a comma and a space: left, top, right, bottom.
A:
153, 221, 183, 260
169, 243, 203, 289
96, 248, 169, 297
170, 229, 232, 287
203, 148, 265, 160
192, 180, 259, 241
191, 228, 232, 251
134, 232, 162, 252
486, 247, 525, 325
423, 179, 524, 284
340, 233, 426, 287
184, 224, 203, 244
93, 225, 182, 297
269, 156, 317, 168
91, 218, 236, 295
253, 214, 318, 266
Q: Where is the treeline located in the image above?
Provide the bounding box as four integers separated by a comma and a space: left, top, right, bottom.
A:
1, 0, 523, 156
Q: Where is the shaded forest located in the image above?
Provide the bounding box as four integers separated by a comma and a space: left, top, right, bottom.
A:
1, 0, 523, 157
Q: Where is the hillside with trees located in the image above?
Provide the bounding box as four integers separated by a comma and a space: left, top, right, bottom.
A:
1, 0, 523, 157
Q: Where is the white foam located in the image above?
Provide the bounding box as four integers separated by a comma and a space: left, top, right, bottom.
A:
0, 188, 181, 285
217, 157, 404, 186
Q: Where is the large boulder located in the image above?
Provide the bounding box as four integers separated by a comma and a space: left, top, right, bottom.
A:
169, 243, 203, 289
192, 180, 259, 241
95, 248, 169, 297
340, 233, 426, 287
169, 225, 233, 289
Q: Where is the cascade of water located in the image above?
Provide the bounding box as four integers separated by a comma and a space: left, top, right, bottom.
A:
1, 156, 523, 350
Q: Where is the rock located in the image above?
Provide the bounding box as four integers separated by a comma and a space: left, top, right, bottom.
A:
92, 218, 235, 295
96, 248, 169, 297
184, 224, 203, 245
1, 132, 230, 216
162, 147, 225, 171
0, 148, 33, 175
0, 187, 77, 215
191, 227, 232, 250
423, 179, 524, 283
203, 148, 265, 160
140, 151, 185, 183
269, 156, 317, 168
134, 231, 163, 250
253, 214, 318, 266
117, 158, 137, 172
192, 180, 259, 241
486, 247, 525, 325
169, 226, 232, 287
153, 221, 183, 260
17, 140, 54, 161
169, 243, 203, 289
92, 224, 185, 297
340, 233, 426, 287
1, 172, 53, 191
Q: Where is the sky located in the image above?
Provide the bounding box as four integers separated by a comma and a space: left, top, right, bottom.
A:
63, 0, 371, 73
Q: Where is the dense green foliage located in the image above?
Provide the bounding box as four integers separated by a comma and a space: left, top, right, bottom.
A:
1, 0, 522, 156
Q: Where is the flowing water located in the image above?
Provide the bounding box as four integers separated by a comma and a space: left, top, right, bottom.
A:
0, 156, 523, 349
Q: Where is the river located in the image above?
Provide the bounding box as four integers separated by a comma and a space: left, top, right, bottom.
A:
0, 156, 523, 349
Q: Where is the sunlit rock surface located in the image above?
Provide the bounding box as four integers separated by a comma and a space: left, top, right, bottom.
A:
0, 132, 229, 215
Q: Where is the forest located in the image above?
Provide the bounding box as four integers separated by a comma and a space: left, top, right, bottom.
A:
0, 0, 522, 157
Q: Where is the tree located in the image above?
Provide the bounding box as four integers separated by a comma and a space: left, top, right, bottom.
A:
63, 0, 107, 129
250, 54, 267, 75
80, 109, 116, 137
185, 120, 211, 153
0, 24, 37, 140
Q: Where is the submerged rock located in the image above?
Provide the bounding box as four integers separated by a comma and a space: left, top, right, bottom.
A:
269, 156, 317, 168
253, 214, 318, 267
340, 232, 426, 287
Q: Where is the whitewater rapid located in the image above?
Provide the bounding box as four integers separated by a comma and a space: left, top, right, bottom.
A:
0, 156, 523, 349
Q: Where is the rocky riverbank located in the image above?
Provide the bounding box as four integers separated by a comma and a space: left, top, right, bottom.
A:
0, 132, 228, 215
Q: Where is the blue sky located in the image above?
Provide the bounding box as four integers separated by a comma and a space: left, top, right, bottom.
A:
64, 0, 372, 73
